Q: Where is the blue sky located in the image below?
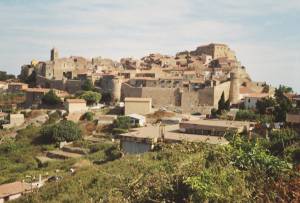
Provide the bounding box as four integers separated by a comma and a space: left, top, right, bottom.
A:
0, 0, 299, 92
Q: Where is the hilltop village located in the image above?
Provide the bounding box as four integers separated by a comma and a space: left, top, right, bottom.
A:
19, 43, 269, 113
0, 43, 300, 202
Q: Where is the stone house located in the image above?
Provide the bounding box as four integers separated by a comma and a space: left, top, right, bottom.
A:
24, 88, 50, 107
65, 99, 87, 114
2, 114, 25, 129
124, 97, 152, 115
0, 81, 8, 92
24, 88, 69, 107
7, 82, 28, 93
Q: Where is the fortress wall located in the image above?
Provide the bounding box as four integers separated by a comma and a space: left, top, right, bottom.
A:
213, 81, 231, 106
36, 76, 65, 90
121, 83, 177, 107
181, 88, 214, 114
197, 87, 215, 106
49, 80, 65, 90
121, 83, 143, 100
65, 80, 83, 94
141, 87, 178, 107
181, 81, 231, 114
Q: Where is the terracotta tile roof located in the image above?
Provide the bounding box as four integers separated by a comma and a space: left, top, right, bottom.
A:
239, 86, 255, 94
0, 181, 31, 198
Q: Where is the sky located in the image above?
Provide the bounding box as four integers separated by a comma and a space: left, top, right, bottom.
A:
0, 0, 299, 92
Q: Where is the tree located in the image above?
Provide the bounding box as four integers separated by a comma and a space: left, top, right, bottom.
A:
256, 97, 275, 114
82, 112, 94, 121
114, 116, 131, 130
42, 90, 61, 106
274, 87, 293, 122
224, 99, 230, 111
40, 120, 82, 143
79, 91, 101, 105
278, 85, 293, 94
268, 128, 298, 156
211, 108, 218, 118
81, 79, 94, 91
0, 71, 15, 81
217, 92, 229, 114
235, 109, 257, 121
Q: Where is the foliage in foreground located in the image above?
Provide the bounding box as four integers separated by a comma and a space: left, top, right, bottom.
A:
17, 135, 299, 203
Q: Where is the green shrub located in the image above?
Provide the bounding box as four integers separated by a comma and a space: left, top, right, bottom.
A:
112, 128, 128, 135
235, 109, 257, 121
40, 120, 82, 143
113, 116, 131, 129
82, 112, 94, 121
81, 79, 94, 91
47, 111, 61, 124
42, 90, 61, 106
79, 91, 101, 105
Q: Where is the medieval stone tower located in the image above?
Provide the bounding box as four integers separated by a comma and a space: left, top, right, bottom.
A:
50, 48, 59, 61
229, 68, 240, 104
112, 77, 123, 102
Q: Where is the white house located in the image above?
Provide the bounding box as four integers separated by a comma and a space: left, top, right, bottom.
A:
127, 114, 146, 127
244, 93, 270, 109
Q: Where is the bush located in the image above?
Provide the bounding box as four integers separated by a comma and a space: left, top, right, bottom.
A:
42, 90, 61, 106
46, 111, 61, 124
235, 109, 257, 121
79, 91, 101, 105
112, 128, 128, 135
81, 79, 94, 91
82, 112, 94, 121
40, 120, 82, 143
113, 116, 131, 130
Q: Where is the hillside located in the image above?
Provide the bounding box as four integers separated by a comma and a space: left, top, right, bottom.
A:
9, 133, 300, 203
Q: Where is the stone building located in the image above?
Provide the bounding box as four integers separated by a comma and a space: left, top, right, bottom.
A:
65, 99, 87, 114
124, 97, 152, 115
191, 43, 236, 60
24, 88, 68, 107
179, 119, 252, 136
2, 113, 25, 129
7, 82, 28, 93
